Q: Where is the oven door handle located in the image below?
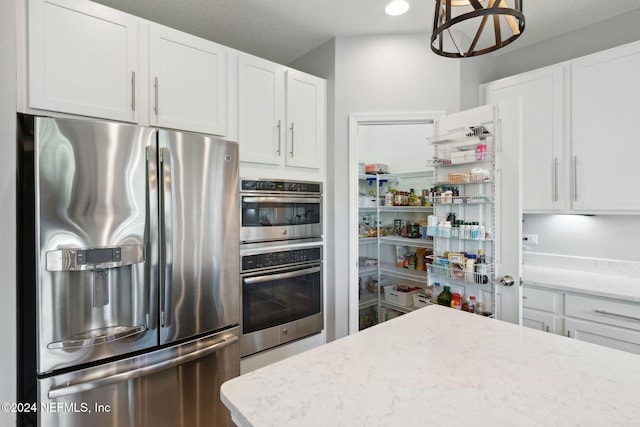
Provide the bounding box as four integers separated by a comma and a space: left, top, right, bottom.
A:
241, 196, 321, 204
243, 266, 321, 285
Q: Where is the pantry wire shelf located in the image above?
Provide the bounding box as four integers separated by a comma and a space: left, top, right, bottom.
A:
427, 257, 493, 285
427, 124, 494, 145
430, 195, 494, 205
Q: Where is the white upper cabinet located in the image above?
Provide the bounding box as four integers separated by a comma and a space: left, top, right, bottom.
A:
149, 24, 227, 136
571, 42, 640, 212
285, 70, 325, 169
28, 0, 139, 122
238, 59, 325, 170
485, 40, 640, 214
484, 66, 564, 212
238, 55, 285, 164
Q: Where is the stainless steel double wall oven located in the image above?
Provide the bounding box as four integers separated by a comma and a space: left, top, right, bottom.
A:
239, 179, 324, 357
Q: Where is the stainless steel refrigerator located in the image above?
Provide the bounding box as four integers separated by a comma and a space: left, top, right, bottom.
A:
17, 114, 240, 427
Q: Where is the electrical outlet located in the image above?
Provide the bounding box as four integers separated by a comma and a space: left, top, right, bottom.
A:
522, 234, 538, 245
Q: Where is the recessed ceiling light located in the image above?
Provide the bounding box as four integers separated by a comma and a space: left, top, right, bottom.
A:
385, 0, 410, 16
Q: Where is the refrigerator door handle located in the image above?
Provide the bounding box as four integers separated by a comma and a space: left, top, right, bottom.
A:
47, 333, 239, 399
160, 147, 174, 328
147, 144, 160, 331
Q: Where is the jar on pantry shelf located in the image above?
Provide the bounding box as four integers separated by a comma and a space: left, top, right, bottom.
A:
385, 190, 394, 206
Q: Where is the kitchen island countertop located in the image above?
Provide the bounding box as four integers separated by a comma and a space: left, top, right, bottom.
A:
221, 305, 640, 427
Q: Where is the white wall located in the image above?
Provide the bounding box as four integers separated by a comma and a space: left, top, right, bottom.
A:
357, 123, 434, 174
523, 214, 640, 262
0, 0, 17, 425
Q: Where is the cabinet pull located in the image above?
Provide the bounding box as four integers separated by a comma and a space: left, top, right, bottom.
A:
290, 122, 295, 157
131, 71, 136, 111
567, 330, 571, 338
277, 120, 282, 155
553, 157, 559, 202
154, 77, 159, 115
546, 325, 549, 332
594, 310, 640, 322
573, 155, 578, 202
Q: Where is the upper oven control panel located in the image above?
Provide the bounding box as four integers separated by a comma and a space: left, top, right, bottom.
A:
241, 179, 322, 195
241, 247, 322, 272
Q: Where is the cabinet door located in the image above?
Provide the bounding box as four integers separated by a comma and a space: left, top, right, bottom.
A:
149, 24, 227, 136
522, 308, 559, 334
565, 318, 640, 355
28, 0, 139, 122
285, 70, 325, 169
571, 42, 640, 212
238, 55, 285, 164
485, 66, 564, 211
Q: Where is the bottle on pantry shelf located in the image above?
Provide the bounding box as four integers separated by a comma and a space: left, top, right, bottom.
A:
451, 293, 462, 310
408, 189, 416, 206
430, 282, 442, 304
468, 296, 476, 314
476, 140, 487, 161
437, 285, 452, 307
475, 297, 484, 316
475, 249, 488, 284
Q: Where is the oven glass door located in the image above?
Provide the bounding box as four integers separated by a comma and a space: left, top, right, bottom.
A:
241, 197, 321, 228
242, 264, 321, 334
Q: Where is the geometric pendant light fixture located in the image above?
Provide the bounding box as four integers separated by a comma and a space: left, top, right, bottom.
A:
431, 0, 525, 58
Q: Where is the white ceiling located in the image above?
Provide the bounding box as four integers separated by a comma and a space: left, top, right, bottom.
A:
92, 0, 640, 64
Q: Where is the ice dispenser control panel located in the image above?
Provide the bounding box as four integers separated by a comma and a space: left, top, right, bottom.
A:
76, 247, 122, 265
46, 245, 144, 271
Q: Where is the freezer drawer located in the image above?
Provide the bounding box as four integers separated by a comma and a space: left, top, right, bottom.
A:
36, 327, 239, 427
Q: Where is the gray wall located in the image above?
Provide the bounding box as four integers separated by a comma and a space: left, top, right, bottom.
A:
1, 0, 17, 424
292, 33, 461, 340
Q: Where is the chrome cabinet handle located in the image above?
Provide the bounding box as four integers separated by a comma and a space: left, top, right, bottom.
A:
290, 122, 295, 157
160, 147, 173, 328
131, 71, 136, 111
47, 334, 238, 399
553, 157, 559, 202
573, 155, 578, 202
154, 77, 159, 115
594, 310, 640, 322
277, 120, 282, 155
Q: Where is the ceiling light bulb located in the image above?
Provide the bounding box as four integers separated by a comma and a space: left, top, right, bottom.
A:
385, 0, 410, 16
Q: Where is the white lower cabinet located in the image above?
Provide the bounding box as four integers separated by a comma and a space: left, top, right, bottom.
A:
521, 286, 564, 334
522, 284, 640, 355
564, 294, 640, 355
564, 318, 640, 355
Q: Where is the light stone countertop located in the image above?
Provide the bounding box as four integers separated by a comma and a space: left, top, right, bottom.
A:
522, 253, 640, 302
221, 305, 640, 427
